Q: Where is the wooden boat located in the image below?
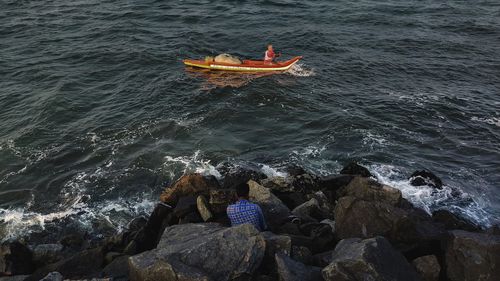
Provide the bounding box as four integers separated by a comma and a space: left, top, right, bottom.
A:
183, 56, 302, 72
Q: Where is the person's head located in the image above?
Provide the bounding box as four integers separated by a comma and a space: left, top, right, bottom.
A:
267, 44, 273, 51
235, 182, 250, 199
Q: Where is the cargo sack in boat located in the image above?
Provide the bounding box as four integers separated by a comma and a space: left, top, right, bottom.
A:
214, 53, 242, 64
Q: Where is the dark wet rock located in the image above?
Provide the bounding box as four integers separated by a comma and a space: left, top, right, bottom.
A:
339, 162, 372, 177
103, 252, 123, 265
318, 174, 353, 191
275, 253, 322, 281
272, 191, 308, 210
261, 232, 291, 273
27, 247, 104, 281
0, 241, 35, 275
159, 173, 220, 205
248, 180, 291, 231
102, 255, 129, 280
290, 173, 320, 193
125, 203, 175, 255
291, 246, 312, 265
32, 244, 64, 267
126, 217, 148, 232
59, 233, 85, 249
322, 236, 421, 281
409, 170, 443, 189
412, 255, 440, 281
446, 230, 500, 281
39, 272, 62, 281
219, 164, 267, 189
129, 223, 265, 281
311, 250, 334, 267
0, 275, 29, 281
173, 196, 198, 218
178, 210, 203, 224
284, 165, 307, 177
432, 209, 479, 231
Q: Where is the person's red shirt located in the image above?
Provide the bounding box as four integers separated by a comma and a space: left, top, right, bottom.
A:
264, 49, 275, 62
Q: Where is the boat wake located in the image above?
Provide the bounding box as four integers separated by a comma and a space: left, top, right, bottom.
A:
286, 63, 315, 77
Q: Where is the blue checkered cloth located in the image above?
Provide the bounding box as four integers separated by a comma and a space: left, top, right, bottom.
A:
227, 199, 267, 231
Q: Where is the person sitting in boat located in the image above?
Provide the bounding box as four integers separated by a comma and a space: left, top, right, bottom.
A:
264, 44, 280, 63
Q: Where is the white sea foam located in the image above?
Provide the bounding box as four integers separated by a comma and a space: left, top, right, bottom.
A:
360, 131, 388, 149
471, 116, 500, 127
163, 150, 222, 179
286, 63, 315, 77
369, 163, 493, 227
259, 164, 288, 178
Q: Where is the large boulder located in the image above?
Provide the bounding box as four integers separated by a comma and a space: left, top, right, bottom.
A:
102, 255, 129, 280
322, 236, 421, 281
275, 253, 322, 281
0, 241, 35, 275
339, 162, 372, 177
261, 232, 291, 273
32, 244, 64, 267
248, 180, 291, 230
129, 223, 265, 281
409, 170, 443, 189
412, 255, 440, 281
432, 210, 479, 232
445, 230, 500, 281
334, 177, 445, 245
159, 174, 220, 205
338, 176, 402, 205
26, 247, 104, 281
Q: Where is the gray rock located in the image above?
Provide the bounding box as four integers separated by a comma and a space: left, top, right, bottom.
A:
322, 236, 421, 281
338, 176, 402, 205
308, 191, 334, 218
129, 223, 265, 281
39, 272, 63, 281
275, 253, 322, 281
260, 177, 294, 192
291, 198, 320, 221
33, 244, 64, 267
320, 219, 335, 233
446, 230, 500, 281
248, 180, 291, 229
334, 178, 445, 244
412, 255, 440, 281
262, 232, 291, 257
196, 195, 214, 222
102, 255, 129, 280
261, 232, 291, 273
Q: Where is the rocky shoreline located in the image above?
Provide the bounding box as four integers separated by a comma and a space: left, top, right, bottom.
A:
1, 162, 499, 281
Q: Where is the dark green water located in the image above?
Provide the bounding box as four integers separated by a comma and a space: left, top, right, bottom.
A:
1, 0, 499, 240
